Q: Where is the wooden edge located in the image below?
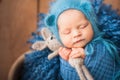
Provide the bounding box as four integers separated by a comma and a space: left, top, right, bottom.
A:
8, 50, 32, 80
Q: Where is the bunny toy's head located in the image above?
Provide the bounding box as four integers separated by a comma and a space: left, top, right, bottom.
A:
32, 27, 62, 52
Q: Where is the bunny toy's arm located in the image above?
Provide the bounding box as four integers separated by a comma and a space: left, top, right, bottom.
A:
48, 50, 59, 60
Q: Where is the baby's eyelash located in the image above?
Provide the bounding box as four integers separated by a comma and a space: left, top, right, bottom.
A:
80, 23, 88, 29
63, 30, 71, 34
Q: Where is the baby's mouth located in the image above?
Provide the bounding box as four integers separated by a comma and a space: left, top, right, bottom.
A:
73, 39, 84, 44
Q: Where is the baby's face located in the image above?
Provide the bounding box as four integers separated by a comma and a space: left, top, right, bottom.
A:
58, 9, 94, 48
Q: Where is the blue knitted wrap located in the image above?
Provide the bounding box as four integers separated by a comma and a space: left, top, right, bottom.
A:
21, 0, 120, 80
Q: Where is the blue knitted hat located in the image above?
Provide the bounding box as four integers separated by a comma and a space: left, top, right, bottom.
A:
45, 0, 100, 43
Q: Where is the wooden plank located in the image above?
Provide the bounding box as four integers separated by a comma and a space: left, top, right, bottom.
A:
0, 0, 37, 80
104, 0, 120, 14
39, 0, 52, 13
39, 0, 120, 14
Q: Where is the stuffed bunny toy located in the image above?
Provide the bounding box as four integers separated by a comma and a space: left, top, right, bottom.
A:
32, 27, 62, 60
32, 27, 93, 80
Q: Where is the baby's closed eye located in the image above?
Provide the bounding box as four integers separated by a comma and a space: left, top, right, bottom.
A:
79, 23, 88, 29
61, 29, 71, 34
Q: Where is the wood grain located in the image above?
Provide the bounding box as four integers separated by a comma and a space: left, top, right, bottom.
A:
0, 0, 37, 80
39, 0, 120, 14
104, 0, 120, 14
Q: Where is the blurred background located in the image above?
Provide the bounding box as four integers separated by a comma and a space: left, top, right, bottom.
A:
0, 0, 120, 80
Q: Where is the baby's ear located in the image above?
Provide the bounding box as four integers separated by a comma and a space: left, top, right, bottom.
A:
41, 27, 52, 40
45, 14, 55, 27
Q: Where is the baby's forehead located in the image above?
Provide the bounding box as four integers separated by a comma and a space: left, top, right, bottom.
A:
58, 9, 86, 18
57, 9, 88, 27
58, 9, 87, 23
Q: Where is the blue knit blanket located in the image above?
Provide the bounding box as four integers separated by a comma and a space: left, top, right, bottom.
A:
21, 48, 63, 80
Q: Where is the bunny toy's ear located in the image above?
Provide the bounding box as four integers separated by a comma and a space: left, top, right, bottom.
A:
32, 41, 47, 50
41, 27, 52, 40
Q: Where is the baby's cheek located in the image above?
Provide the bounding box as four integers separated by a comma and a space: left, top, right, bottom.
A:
64, 41, 72, 48
60, 36, 72, 48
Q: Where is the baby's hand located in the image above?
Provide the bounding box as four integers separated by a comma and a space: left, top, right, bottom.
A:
58, 47, 72, 61
69, 48, 85, 59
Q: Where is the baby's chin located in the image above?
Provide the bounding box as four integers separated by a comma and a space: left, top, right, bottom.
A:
72, 45, 84, 48
65, 44, 85, 49
73, 43, 86, 48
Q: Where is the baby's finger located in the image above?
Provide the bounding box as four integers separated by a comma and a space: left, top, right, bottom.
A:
70, 53, 85, 59
69, 51, 77, 57
58, 48, 69, 61
64, 48, 71, 56
58, 47, 63, 52
59, 52, 69, 61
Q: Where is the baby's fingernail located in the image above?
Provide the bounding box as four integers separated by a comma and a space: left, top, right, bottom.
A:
59, 47, 62, 49
59, 47, 62, 50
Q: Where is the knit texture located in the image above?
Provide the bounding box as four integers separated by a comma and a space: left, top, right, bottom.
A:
21, 48, 63, 80
59, 41, 117, 80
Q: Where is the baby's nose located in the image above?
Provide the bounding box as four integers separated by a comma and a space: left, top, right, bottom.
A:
73, 29, 81, 38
